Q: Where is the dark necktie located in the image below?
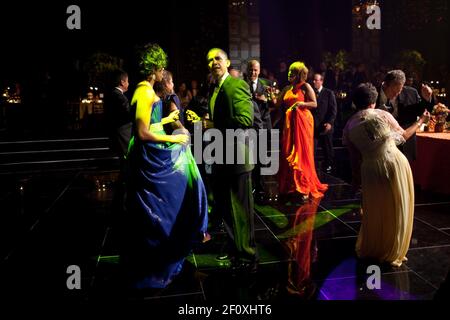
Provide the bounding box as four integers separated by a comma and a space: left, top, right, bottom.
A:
210, 82, 220, 119
315, 89, 320, 98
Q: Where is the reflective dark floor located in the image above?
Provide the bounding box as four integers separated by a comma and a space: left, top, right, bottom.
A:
0, 138, 449, 309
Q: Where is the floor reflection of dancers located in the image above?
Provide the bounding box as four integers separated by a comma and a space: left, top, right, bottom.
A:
284, 199, 322, 298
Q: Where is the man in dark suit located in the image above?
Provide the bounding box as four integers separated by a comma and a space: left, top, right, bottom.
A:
104, 69, 132, 159
312, 73, 337, 173
376, 70, 434, 161
103, 69, 132, 218
247, 59, 272, 130
247, 59, 272, 201
204, 48, 257, 272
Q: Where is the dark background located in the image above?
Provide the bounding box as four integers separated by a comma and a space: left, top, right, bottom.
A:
0, 0, 229, 98
260, 0, 353, 72
0, 0, 448, 106
0, 0, 356, 92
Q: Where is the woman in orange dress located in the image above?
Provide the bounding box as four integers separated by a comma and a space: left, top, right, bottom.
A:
274, 61, 328, 200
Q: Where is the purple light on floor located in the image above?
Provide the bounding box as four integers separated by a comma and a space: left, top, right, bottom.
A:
318, 258, 357, 300
318, 259, 417, 300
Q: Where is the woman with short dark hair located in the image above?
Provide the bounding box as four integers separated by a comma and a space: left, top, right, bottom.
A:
343, 83, 430, 267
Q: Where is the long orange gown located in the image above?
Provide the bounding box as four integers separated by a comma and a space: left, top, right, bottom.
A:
278, 82, 328, 198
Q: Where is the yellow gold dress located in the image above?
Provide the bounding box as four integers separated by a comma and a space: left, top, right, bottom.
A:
343, 108, 414, 267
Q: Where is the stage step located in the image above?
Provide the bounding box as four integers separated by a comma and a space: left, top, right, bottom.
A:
0, 137, 119, 174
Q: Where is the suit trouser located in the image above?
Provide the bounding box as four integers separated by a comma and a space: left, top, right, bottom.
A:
251, 129, 272, 195
314, 131, 334, 168
252, 162, 265, 194
111, 123, 132, 226
212, 170, 257, 262
114, 122, 133, 157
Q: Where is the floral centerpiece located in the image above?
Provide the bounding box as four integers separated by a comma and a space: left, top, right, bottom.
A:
431, 103, 449, 132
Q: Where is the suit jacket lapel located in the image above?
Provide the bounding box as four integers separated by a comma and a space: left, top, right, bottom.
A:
256, 79, 263, 94
317, 89, 323, 104
213, 76, 230, 122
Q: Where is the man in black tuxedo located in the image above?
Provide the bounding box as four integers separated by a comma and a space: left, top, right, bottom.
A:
104, 69, 132, 159
247, 59, 272, 201
204, 48, 257, 272
376, 70, 434, 161
103, 69, 132, 218
312, 73, 337, 173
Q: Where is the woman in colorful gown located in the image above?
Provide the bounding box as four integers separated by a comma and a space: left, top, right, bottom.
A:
121, 43, 209, 289
343, 83, 430, 267
273, 61, 328, 200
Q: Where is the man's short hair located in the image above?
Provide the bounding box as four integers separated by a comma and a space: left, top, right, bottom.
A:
314, 73, 324, 81
384, 70, 406, 86
247, 59, 260, 68
207, 48, 228, 60
112, 69, 128, 87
